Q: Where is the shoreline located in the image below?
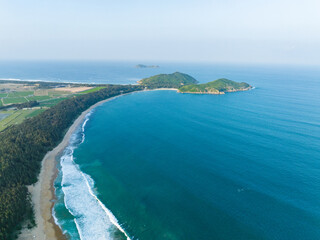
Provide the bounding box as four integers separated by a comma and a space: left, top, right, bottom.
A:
17, 86, 250, 239
18, 89, 171, 240
18, 92, 137, 240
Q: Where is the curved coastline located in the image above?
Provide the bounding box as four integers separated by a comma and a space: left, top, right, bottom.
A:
18, 92, 137, 240
17, 86, 252, 239
18, 89, 175, 240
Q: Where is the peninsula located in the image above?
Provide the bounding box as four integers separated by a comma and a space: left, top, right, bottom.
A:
138, 73, 252, 94
178, 78, 252, 94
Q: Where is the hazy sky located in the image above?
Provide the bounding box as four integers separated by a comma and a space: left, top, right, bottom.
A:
1, 0, 320, 64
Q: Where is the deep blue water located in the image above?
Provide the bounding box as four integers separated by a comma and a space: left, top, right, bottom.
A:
5, 62, 319, 239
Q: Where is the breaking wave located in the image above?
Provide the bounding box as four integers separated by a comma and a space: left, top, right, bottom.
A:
57, 112, 131, 240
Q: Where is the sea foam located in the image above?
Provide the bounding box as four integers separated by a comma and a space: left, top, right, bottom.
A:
59, 112, 131, 240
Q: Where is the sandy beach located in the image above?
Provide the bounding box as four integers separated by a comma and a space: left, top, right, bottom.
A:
18, 95, 129, 240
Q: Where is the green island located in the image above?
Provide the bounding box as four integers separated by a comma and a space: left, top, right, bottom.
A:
138, 72, 198, 88
138, 72, 252, 94
178, 78, 252, 94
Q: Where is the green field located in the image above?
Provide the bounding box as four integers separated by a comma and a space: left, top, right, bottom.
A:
0, 110, 31, 131
0, 108, 46, 131
2, 97, 28, 104
7, 91, 34, 97
80, 87, 106, 94
0, 90, 74, 131
26, 95, 52, 101
0, 90, 74, 106
0, 87, 97, 131
1, 91, 34, 105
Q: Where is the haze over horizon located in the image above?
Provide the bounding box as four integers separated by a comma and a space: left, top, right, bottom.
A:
1, 0, 320, 65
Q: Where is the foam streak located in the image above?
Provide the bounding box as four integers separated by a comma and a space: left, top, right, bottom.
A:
58, 112, 131, 240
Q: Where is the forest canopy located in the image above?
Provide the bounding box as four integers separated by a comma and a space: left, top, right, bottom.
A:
138, 72, 198, 88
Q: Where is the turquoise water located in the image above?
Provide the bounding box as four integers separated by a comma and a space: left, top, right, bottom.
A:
42, 63, 320, 239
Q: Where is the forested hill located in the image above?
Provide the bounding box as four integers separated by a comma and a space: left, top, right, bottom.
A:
178, 78, 252, 94
138, 72, 198, 88
0, 84, 143, 239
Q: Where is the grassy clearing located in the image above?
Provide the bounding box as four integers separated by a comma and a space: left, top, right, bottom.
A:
0, 93, 8, 98
3, 97, 28, 105
7, 91, 34, 97
79, 87, 105, 94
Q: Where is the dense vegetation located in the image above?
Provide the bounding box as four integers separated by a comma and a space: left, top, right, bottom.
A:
139, 72, 198, 88
0, 84, 143, 239
15, 101, 39, 109
178, 78, 252, 94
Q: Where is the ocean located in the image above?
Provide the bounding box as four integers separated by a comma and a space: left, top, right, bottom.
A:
1, 61, 319, 239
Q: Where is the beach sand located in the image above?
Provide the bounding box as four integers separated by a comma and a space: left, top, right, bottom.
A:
18, 95, 126, 240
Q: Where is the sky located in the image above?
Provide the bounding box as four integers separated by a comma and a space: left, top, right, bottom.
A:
0, 0, 320, 65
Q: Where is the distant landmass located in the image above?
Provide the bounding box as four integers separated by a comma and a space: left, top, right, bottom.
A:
178, 78, 252, 94
135, 64, 160, 68
138, 72, 198, 88
139, 72, 252, 94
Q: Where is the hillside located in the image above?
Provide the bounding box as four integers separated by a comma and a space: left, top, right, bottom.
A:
138, 72, 198, 88
178, 78, 252, 94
